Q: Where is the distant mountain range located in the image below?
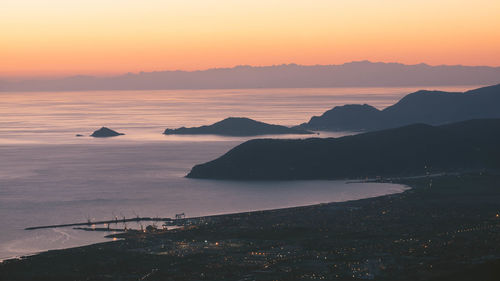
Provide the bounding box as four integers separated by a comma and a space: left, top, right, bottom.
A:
187, 119, 500, 180
2, 61, 500, 91
300, 84, 500, 131
164, 117, 313, 136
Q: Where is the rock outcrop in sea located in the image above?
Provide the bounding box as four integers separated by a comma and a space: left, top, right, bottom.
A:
90, 127, 125, 138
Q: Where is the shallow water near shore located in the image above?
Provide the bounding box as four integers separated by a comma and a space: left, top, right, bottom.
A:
0, 86, 477, 260
0, 142, 409, 260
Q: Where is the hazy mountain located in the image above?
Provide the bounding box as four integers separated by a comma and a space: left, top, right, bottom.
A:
187, 119, 500, 180
164, 117, 313, 136
2, 61, 500, 91
302, 84, 500, 131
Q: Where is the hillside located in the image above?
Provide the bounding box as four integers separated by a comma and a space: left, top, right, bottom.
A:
163, 117, 313, 136
303, 84, 500, 131
187, 119, 500, 180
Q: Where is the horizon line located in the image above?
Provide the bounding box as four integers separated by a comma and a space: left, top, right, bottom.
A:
2, 60, 500, 82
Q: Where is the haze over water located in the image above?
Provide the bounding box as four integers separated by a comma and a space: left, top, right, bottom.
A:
0, 86, 479, 144
0, 86, 479, 260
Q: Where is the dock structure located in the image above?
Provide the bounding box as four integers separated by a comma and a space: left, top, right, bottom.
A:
25, 217, 174, 230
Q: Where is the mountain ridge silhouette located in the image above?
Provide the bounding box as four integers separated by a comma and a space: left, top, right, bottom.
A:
2, 61, 499, 91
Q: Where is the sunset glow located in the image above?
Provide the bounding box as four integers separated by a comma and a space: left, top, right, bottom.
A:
1, 0, 500, 77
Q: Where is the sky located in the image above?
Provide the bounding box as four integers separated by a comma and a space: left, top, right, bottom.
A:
1, 0, 500, 78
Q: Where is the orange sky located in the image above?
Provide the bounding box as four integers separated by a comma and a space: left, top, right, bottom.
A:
1, 0, 500, 77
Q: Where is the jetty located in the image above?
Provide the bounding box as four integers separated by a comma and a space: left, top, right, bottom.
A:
73, 227, 127, 232
25, 217, 174, 230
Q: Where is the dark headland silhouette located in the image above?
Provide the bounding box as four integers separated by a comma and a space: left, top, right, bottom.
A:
2, 61, 500, 91
90, 127, 124, 138
164, 117, 313, 136
300, 84, 500, 131
187, 119, 500, 180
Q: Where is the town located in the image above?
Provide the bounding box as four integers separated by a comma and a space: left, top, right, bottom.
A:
2, 172, 500, 280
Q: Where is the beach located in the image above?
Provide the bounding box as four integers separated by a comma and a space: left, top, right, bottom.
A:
2, 173, 499, 280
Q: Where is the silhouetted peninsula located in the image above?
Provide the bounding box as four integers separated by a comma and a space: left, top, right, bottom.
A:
187, 119, 500, 180
163, 117, 313, 136
301, 84, 500, 131
90, 127, 124, 138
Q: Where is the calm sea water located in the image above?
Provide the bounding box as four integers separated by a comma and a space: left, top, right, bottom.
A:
0, 86, 479, 260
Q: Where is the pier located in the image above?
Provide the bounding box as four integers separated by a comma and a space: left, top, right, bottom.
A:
25, 217, 174, 230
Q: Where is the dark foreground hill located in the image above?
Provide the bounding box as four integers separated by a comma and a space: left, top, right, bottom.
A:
302, 84, 500, 131
164, 117, 313, 136
187, 119, 500, 180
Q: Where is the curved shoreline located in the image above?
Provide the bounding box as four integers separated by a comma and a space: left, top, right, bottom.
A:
2, 173, 500, 280
2, 180, 409, 262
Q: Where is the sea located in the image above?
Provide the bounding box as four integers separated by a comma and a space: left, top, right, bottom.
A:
0, 86, 479, 260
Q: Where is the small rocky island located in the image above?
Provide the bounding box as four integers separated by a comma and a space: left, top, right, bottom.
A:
163, 117, 313, 136
90, 127, 125, 138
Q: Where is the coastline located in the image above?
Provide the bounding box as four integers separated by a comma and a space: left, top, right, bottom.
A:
1, 180, 408, 262
2, 172, 500, 280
